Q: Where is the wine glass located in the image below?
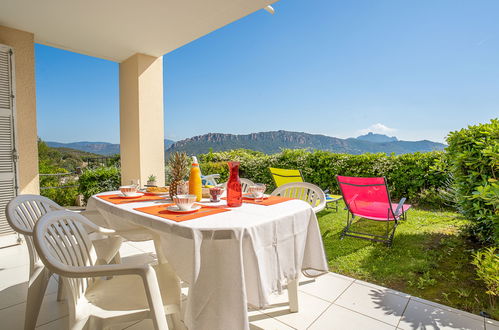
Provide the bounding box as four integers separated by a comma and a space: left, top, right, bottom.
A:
130, 179, 140, 190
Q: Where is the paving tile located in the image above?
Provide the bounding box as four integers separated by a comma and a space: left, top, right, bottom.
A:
0, 292, 68, 329
123, 319, 153, 330
0, 264, 29, 291
120, 252, 157, 265
329, 272, 358, 282
0, 243, 29, 269
117, 242, 144, 257
126, 240, 157, 253
355, 279, 411, 298
398, 299, 485, 330
35, 316, 68, 330
410, 296, 485, 322
335, 282, 409, 326
309, 304, 396, 330
259, 290, 331, 329
122, 318, 188, 330
299, 272, 353, 302
486, 318, 499, 330
0, 275, 59, 310
249, 311, 294, 330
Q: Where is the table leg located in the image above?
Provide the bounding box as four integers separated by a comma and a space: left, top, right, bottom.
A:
288, 279, 299, 313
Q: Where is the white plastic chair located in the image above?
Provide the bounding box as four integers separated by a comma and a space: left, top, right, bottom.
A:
222, 178, 255, 193
33, 210, 180, 330
271, 182, 327, 213
5, 195, 122, 330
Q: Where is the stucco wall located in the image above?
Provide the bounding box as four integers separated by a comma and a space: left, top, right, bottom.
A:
0, 26, 39, 194
120, 54, 165, 187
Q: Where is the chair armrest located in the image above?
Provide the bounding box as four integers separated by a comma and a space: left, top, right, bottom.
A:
394, 198, 407, 217
79, 209, 101, 217
54, 262, 152, 279
57, 262, 169, 329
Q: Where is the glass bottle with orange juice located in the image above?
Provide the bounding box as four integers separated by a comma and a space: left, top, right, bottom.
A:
188, 156, 202, 201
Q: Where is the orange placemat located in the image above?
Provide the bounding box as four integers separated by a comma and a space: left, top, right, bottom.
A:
97, 194, 168, 204
134, 204, 230, 222
222, 195, 294, 206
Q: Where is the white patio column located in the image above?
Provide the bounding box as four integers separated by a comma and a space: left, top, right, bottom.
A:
119, 53, 165, 187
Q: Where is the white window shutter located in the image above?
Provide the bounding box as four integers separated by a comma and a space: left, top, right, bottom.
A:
0, 44, 17, 240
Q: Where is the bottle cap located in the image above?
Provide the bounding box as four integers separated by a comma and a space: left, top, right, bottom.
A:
192, 156, 198, 166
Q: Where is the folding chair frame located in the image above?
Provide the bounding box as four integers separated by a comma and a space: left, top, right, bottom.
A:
336, 176, 407, 247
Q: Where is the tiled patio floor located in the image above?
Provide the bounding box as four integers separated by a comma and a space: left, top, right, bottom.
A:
0, 237, 496, 330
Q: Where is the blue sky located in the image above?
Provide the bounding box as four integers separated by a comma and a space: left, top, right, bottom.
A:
36, 0, 499, 144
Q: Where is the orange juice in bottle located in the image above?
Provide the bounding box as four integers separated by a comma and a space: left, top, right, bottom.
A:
189, 156, 202, 201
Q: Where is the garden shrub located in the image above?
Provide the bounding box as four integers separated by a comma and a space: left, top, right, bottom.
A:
198, 148, 449, 207
446, 119, 499, 245
471, 247, 499, 307
78, 166, 121, 201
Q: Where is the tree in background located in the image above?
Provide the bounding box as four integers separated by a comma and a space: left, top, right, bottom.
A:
38, 139, 78, 206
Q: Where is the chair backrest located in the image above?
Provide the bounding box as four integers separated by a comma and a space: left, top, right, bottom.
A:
240, 178, 256, 193
336, 176, 394, 217
222, 178, 255, 193
269, 167, 304, 187
33, 210, 99, 306
271, 182, 326, 213
5, 194, 62, 274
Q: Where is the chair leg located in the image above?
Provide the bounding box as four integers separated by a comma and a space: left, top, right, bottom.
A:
70, 315, 90, 330
287, 279, 299, 313
388, 222, 398, 247
111, 250, 121, 264
57, 275, 64, 302
25, 267, 51, 330
341, 212, 353, 239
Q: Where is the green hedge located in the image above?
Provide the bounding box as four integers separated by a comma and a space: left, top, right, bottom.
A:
446, 119, 499, 245
199, 149, 450, 207
78, 166, 121, 201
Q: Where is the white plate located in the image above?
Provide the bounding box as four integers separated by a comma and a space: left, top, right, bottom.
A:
119, 192, 144, 198
244, 193, 269, 200
166, 204, 202, 213
144, 191, 170, 196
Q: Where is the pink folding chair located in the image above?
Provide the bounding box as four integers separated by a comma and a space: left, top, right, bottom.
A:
336, 176, 411, 246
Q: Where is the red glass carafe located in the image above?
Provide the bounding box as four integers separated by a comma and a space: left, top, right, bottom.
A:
227, 161, 242, 207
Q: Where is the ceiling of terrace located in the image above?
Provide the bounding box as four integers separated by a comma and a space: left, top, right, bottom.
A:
0, 0, 277, 62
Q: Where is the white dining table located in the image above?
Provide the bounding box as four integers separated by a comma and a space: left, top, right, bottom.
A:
87, 191, 328, 330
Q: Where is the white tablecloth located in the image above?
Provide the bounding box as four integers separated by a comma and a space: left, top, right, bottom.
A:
87, 192, 328, 330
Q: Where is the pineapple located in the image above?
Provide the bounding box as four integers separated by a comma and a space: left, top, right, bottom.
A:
168, 152, 190, 199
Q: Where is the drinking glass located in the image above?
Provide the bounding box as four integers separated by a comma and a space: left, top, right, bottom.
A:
176, 182, 189, 195
130, 179, 140, 190
209, 187, 223, 202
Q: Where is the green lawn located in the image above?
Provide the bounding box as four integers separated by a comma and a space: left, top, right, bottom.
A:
316, 205, 498, 319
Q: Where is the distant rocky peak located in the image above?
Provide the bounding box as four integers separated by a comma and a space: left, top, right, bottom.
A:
356, 132, 398, 143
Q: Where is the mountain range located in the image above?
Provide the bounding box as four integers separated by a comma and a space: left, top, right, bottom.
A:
47, 140, 175, 156
47, 131, 445, 156
166, 131, 445, 155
